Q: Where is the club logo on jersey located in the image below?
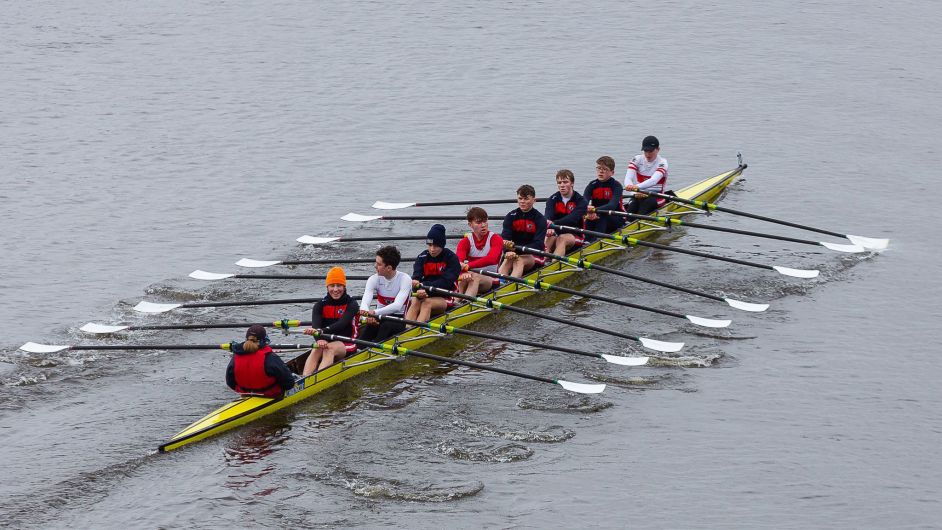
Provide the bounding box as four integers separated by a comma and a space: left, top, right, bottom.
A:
512, 219, 537, 234
423, 261, 447, 277
554, 201, 575, 216
591, 188, 613, 201
322, 305, 347, 319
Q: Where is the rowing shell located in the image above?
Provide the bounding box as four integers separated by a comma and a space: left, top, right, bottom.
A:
157, 164, 747, 452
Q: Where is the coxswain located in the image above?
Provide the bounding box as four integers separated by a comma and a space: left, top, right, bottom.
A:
301, 267, 360, 375
499, 184, 547, 277
583, 156, 626, 235
359, 245, 412, 342
406, 223, 462, 323
455, 207, 504, 297
624, 135, 669, 215
543, 169, 588, 255
226, 324, 296, 397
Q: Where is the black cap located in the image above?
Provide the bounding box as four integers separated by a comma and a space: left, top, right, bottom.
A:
642, 135, 659, 151
426, 223, 446, 248
246, 324, 267, 340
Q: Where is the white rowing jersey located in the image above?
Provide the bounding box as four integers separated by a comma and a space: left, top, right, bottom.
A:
466, 232, 497, 258
626, 154, 668, 193
361, 270, 412, 316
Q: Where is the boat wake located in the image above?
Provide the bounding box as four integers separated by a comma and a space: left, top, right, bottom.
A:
436, 440, 535, 463
515, 394, 613, 413
311, 466, 485, 502
450, 417, 576, 443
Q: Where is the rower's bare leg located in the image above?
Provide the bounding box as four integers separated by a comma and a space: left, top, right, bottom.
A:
302, 346, 325, 376
498, 257, 513, 276
317, 341, 348, 371
456, 275, 471, 294
554, 233, 577, 256
544, 234, 557, 254
512, 255, 536, 277
404, 296, 422, 325
418, 297, 448, 322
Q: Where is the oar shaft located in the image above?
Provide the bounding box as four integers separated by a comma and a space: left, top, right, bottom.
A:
181, 298, 320, 308
124, 320, 311, 331
279, 258, 416, 265
422, 285, 642, 342
62, 344, 308, 351
339, 235, 465, 242
640, 192, 847, 239
552, 223, 773, 272
315, 332, 556, 385
600, 210, 826, 247
413, 198, 548, 207
473, 269, 686, 320
514, 244, 725, 303
229, 274, 371, 280
379, 315, 603, 360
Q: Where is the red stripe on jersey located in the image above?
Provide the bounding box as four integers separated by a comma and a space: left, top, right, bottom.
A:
422, 261, 447, 277
321, 304, 348, 319
512, 219, 537, 234
591, 188, 612, 201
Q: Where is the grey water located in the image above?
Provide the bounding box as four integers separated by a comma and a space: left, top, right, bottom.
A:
1, 1, 940, 527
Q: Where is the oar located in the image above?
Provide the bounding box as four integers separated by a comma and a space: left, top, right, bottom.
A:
420, 285, 684, 353
512, 244, 769, 312
472, 269, 731, 328
371, 198, 549, 210
235, 257, 417, 268
627, 191, 889, 250
79, 319, 309, 334
551, 223, 820, 279
311, 330, 604, 394
377, 315, 648, 366
18, 342, 310, 354
597, 209, 866, 253
342, 213, 470, 222
133, 297, 321, 314
296, 234, 465, 245
187, 270, 371, 281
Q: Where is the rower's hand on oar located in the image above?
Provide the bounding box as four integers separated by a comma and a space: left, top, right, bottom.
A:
302, 327, 318, 336
585, 206, 599, 221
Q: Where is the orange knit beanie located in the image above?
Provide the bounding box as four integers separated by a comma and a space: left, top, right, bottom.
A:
325, 266, 346, 287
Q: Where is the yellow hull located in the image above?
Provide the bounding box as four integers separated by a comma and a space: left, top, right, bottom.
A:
158, 164, 746, 452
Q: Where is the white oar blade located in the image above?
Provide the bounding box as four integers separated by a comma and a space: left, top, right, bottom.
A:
725, 298, 769, 312
133, 301, 182, 313
557, 380, 606, 394
80, 323, 129, 334
600, 354, 649, 366
846, 234, 889, 250
639, 337, 684, 353
236, 258, 282, 268
189, 270, 235, 281
296, 235, 341, 245
372, 201, 416, 210
686, 315, 732, 328
341, 212, 383, 222
20, 342, 69, 353
820, 241, 866, 253
772, 265, 819, 279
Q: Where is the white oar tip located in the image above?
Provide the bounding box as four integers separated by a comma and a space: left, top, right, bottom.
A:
189, 270, 235, 281
296, 235, 341, 245
371, 201, 416, 210
80, 323, 129, 334
600, 354, 649, 366
235, 258, 282, 268
341, 212, 382, 222
846, 235, 889, 250
820, 241, 867, 253
686, 315, 732, 328
772, 265, 819, 279
725, 298, 770, 312
639, 337, 684, 353
133, 301, 182, 313
19, 342, 69, 353
557, 380, 606, 394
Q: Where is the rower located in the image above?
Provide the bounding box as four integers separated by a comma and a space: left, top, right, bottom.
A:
226, 324, 296, 397
456, 207, 504, 297
624, 135, 668, 215
359, 245, 412, 343
301, 267, 360, 375
583, 156, 626, 235
499, 184, 547, 277
543, 169, 588, 256
406, 224, 461, 323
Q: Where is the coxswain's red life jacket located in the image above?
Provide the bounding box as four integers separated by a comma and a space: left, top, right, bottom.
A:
232, 345, 282, 397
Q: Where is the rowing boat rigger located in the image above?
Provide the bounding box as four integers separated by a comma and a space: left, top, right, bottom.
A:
155, 163, 749, 452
